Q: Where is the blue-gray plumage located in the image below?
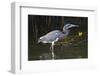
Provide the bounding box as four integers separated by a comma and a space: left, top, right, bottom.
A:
38, 24, 78, 59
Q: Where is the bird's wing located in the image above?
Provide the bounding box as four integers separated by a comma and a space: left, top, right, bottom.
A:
45, 30, 62, 41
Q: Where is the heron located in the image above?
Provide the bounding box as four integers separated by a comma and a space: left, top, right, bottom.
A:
38, 24, 78, 60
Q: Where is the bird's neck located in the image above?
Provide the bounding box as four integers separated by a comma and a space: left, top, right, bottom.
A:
63, 30, 70, 36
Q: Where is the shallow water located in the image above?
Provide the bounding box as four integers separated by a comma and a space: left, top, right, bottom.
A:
28, 39, 88, 61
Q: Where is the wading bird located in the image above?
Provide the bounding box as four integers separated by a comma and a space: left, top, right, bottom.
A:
38, 24, 78, 59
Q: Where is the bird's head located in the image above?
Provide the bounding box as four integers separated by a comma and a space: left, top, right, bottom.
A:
63, 24, 79, 32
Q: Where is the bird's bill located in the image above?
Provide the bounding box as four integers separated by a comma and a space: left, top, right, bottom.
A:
71, 24, 79, 27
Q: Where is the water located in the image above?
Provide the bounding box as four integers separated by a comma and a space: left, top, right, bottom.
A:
28, 39, 87, 61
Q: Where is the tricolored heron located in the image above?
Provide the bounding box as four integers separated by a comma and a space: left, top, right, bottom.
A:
38, 24, 78, 59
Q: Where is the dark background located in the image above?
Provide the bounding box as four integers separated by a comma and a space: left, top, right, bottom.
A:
28, 15, 88, 61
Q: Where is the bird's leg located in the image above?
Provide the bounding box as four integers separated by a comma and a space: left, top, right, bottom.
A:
51, 42, 55, 60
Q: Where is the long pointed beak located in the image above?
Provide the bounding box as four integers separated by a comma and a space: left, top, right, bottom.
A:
72, 24, 79, 27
